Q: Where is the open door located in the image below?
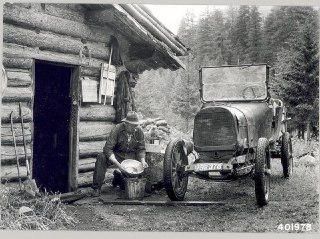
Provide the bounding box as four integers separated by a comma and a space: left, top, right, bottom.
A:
32, 61, 79, 193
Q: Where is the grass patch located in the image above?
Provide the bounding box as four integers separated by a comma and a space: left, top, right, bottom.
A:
0, 184, 78, 230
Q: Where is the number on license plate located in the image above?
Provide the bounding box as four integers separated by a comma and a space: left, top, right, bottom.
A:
195, 163, 223, 172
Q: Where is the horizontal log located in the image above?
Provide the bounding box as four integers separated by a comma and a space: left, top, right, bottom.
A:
77, 171, 94, 188
13, 3, 32, 9
1, 104, 32, 123
0, 165, 28, 179
3, 57, 33, 69
79, 165, 95, 173
79, 141, 105, 159
3, 43, 105, 68
2, 87, 32, 103
79, 105, 115, 122
1, 145, 31, 166
1, 175, 28, 184
78, 167, 115, 188
79, 121, 115, 142
5, 68, 29, 73
1, 122, 32, 145
6, 70, 32, 87
0, 155, 29, 166
3, 23, 111, 60
80, 66, 101, 77
79, 158, 95, 173
3, 3, 114, 43
44, 3, 86, 23
79, 157, 96, 165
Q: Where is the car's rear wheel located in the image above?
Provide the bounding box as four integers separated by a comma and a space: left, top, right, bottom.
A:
281, 132, 293, 178
163, 139, 189, 201
255, 138, 271, 207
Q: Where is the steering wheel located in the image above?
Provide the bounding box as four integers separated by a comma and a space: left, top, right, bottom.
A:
242, 86, 265, 99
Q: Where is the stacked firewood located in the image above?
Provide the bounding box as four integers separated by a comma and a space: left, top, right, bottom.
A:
140, 117, 171, 144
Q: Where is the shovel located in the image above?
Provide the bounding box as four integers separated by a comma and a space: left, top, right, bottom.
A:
19, 102, 40, 197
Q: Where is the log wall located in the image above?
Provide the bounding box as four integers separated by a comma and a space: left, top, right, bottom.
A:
1, 3, 119, 186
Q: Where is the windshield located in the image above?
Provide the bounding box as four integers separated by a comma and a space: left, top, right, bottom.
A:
201, 65, 268, 101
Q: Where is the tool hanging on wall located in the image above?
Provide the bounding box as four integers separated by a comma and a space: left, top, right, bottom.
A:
10, 111, 22, 191
103, 44, 114, 105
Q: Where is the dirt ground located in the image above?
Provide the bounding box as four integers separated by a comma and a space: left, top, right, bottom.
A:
64, 158, 319, 233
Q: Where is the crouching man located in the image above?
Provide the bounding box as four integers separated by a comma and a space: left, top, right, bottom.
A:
92, 111, 148, 196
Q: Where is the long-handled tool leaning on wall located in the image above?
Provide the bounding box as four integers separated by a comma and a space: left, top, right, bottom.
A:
19, 102, 40, 197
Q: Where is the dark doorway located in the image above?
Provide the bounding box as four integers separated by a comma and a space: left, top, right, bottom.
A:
33, 61, 72, 193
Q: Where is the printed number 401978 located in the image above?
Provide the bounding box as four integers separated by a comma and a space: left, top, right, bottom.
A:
277, 223, 312, 231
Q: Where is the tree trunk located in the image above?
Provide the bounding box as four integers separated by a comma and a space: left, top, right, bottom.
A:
298, 125, 302, 139
306, 120, 311, 140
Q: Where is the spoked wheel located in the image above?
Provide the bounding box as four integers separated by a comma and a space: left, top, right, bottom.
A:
255, 138, 271, 207
163, 139, 189, 201
281, 132, 293, 178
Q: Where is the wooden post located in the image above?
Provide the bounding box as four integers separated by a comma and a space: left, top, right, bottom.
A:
69, 66, 80, 191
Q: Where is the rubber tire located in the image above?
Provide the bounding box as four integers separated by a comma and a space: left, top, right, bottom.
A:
163, 139, 189, 201
281, 132, 293, 178
255, 138, 271, 207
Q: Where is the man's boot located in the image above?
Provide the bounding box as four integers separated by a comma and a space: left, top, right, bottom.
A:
112, 170, 126, 190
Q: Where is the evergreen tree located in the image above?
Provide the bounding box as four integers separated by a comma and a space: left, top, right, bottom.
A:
232, 5, 250, 63
224, 6, 239, 64
196, 7, 214, 65
274, 14, 319, 139
209, 9, 226, 65
248, 6, 262, 63
170, 62, 200, 132
262, 6, 318, 65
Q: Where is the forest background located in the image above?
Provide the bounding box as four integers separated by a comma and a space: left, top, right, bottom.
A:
135, 6, 319, 140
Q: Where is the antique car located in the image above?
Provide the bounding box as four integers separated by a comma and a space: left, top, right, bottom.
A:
163, 64, 293, 206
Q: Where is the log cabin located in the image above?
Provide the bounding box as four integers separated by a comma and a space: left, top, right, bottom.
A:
1, 3, 188, 192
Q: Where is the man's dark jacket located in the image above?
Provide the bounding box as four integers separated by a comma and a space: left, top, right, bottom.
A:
103, 122, 146, 161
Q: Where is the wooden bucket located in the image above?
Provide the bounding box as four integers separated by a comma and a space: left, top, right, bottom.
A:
125, 177, 146, 200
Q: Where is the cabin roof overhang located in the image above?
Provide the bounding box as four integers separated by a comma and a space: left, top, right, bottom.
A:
82, 4, 189, 72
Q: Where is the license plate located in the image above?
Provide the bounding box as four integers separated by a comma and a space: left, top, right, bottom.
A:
194, 163, 223, 172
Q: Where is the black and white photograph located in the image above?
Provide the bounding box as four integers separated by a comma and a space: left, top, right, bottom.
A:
0, 0, 319, 234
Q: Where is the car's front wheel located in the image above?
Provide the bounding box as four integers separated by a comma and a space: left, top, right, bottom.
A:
255, 138, 271, 207
163, 139, 189, 201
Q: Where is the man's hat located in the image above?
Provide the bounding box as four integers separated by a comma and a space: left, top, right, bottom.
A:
122, 111, 140, 125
